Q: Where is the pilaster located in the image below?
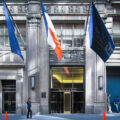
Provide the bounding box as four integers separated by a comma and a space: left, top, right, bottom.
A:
26, 0, 41, 114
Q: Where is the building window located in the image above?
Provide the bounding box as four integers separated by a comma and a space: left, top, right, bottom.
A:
54, 23, 85, 48
113, 19, 120, 47
51, 67, 84, 89
113, 36, 120, 47
0, 23, 26, 48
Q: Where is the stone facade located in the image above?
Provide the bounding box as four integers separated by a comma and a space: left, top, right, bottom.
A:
0, 0, 120, 114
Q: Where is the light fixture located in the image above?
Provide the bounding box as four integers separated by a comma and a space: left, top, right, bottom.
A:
98, 76, 103, 90
31, 76, 35, 89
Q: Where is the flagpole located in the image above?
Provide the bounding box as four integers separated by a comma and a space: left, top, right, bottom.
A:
4, 0, 25, 46
84, 0, 91, 39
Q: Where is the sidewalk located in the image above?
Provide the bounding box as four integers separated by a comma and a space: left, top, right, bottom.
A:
1, 113, 120, 120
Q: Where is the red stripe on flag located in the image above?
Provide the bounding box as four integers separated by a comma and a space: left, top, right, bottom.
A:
49, 28, 62, 61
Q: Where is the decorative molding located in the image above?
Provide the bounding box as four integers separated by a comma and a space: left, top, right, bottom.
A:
49, 50, 85, 65
0, 5, 26, 14
0, 3, 107, 15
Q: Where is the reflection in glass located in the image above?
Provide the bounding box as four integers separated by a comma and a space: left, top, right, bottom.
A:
50, 91, 85, 113
51, 67, 84, 89
54, 23, 85, 48
0, 23, 26, 47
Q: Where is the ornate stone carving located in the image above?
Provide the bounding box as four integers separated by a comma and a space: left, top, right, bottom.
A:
75, 6, 80, 13
18, 6, 22, 13
49, 50, 85, 65
9, 6, 14, 13
83, 6, 89, 13
46, 6, 51, 13
54, 6, 59, 13
61, 6, 65, 13
54, 6, 65, 13
68, 6, 74, 13
18, 6, 26, 13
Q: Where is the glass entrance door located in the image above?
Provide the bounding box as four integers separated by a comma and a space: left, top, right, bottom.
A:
64, 92, 71, 113
3, 92, 16, 113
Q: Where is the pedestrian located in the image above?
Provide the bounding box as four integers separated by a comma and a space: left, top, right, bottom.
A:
114, 96, 120, 113
107, 94, 112, 113
27, 97, 32, 118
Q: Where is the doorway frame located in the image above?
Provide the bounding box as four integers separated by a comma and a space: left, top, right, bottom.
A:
64, 92, 71, 114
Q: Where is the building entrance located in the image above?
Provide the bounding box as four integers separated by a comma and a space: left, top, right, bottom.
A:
50, 91, 84, 113
64, 92, 71, 113
107, 67, 120, 112
2, 80, 16, 113
3, 92, 16, 113
50, 67, 85, 113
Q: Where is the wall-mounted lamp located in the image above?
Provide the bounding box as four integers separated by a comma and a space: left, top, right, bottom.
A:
98, 76, 103, 90
31, 76, 35, 89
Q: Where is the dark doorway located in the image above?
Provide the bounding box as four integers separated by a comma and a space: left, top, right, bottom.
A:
107, 67, 120, 112
2, 80, 16, 113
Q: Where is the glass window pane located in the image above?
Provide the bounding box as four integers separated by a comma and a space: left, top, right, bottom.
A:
55, 24, 61, 36
74, 24, 84, 35
62, 36, 72, 47
73, 92, 85, 113
0, 36, 4, 46
4, 37, 9, 47
17, 36, 24, 46
0, 28, 4, 35
72, 68, 84, 88
74, 38, 84, 47
5, 28, 8, 36
113, 37, 120, 47
62, 40, 72, 47
51, 67, 84, 89
20, 28, 26, 36
113, 20, 120, 34
62, 24, 72, 36
0, 23, 26, 47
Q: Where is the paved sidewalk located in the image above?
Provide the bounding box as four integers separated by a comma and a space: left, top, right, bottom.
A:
0, 113, 120, 120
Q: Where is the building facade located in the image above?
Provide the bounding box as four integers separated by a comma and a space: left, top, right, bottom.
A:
0, 0, 120, 114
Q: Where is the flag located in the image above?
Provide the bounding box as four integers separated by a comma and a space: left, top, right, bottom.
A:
40, 1, 62, 61
2, 0, 24, 61
89, 2, 115, 62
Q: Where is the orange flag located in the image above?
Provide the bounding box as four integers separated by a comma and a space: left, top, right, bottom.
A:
5, 112, 8, 120
103, 111, 106, 120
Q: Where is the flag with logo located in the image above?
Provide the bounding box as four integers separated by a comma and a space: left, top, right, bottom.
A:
40, 1, 62, 61
89, 2, 115, 62
2, 0, 24, 61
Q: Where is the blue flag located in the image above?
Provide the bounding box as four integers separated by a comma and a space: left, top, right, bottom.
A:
2, 0, 24, 61
89, 2, 115, 62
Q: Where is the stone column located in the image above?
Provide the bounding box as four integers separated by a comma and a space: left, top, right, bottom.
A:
16, 75, 22, 114
39, 17, 49, 114
85, 12, 107, 114
22, 67, 28, 115
27, 0, 41, 114
85, 20, 96, 113
93, 56, 106, 113
0, 80, 2, 114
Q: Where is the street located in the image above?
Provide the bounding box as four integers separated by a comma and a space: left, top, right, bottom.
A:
0, 113, 120, 120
